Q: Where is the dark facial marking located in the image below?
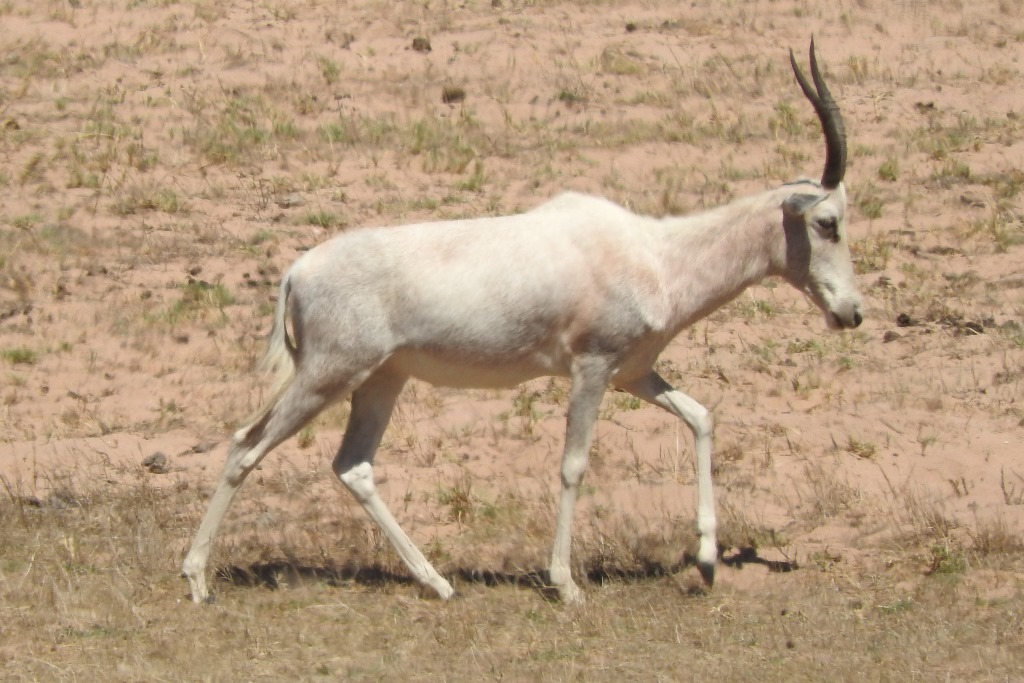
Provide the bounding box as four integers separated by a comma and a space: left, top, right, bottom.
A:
816, 215, 839, 242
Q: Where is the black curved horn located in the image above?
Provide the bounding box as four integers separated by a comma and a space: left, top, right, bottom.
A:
789, 38, 847, 189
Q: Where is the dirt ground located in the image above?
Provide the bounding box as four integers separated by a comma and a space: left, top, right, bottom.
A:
0, 0, 1023, 679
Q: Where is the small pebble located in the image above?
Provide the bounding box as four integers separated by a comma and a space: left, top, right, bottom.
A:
142, 452, 169, 474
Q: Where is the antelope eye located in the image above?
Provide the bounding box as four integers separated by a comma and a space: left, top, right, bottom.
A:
817, 215, 839, 241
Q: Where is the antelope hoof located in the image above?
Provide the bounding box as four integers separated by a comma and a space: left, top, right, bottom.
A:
433, 581, 456, 601
183, 574, 213, 605
559, 581, 585, 605
697, 560, 716, 588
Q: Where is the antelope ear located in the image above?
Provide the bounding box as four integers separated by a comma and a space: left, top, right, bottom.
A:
782, 193, 827, 217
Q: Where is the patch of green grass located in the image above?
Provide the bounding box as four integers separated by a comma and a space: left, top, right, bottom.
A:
296, 426, 316, 449
928, 542, 968, 575
980, 169, 1024, 200
930, 158, 972, 187
1, 348, 38, 365
248, 229, 275, 246
2, 37, 66, 80
162, 280, 235, 326
112, 184, 184, 215
598, 45, 644, 76
878, 157, 899, 182
734, 298, 777, 321
317, 55, 341, 85
787, 338, 826, 357
611, 393, 643, 411
966, 211, 1024, 252
318, 121, 352, 144
852, 233, 892, 273
272, 117, 300, 140
769, 100, 802, 138
9, 214, 41, 230
556, 87, 587, 106
854, 182, 885, 220
304, 209, 344, 230
750, 342, 778, 364
846, 436, 877, 460
407, 116, 480, 173
183, 94, 301, 166
438, 477, 475, 524
456, 160, 487, 193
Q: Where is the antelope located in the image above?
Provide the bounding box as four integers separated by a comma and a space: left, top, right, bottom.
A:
182, 40, 862, 605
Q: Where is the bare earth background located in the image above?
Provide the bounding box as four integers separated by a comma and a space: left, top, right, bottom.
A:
0, 0, 1023, 680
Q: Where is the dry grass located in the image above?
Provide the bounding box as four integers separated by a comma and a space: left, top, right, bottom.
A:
0, 458, 1021, 681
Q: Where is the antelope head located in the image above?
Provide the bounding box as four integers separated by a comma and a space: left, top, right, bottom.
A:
780, 39, 863, 331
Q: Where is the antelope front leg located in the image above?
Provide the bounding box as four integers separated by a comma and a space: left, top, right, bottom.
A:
548, 357, 611, 604
618, 372, 717, 586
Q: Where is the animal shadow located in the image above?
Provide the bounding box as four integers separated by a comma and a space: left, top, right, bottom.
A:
720, 546, 799, 573
213, 551, 761, 599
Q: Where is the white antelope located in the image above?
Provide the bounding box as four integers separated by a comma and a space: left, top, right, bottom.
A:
183, 41, 862, 605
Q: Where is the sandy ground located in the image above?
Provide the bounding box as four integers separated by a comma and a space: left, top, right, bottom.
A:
1, 0, 1022, 588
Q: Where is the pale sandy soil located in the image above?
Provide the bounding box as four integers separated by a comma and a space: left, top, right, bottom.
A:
1, 0, 1022, 594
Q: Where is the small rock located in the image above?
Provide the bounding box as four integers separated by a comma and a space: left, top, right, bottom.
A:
142, 452, 169, 474
960, 192, 985, 208
190, 441, 217, 455
883, 330, 901, 343
411, 36, 431, 53
895, 313, 916, 327
276, 193, 304, 208
442, 85, 466, 104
